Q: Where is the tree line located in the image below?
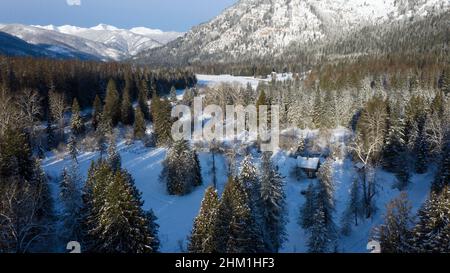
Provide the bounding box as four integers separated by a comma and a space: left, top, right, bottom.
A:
0, 55, 196, 112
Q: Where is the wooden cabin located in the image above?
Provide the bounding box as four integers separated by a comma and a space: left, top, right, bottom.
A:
297, 156, 321, 179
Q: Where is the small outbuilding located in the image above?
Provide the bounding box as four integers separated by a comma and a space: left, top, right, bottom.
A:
355, 162, 366, 172
297, 156, 321, 179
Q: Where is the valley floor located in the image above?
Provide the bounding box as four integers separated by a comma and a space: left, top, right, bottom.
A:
42, 74, 433, 253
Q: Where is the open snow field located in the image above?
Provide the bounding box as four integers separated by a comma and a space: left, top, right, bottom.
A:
197, 73, 293, 89
42, 75, 433, 253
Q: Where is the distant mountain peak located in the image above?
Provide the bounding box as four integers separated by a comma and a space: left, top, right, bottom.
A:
90, 23, 119, 31
130, 27, 164, 36
0, 23, 184, 61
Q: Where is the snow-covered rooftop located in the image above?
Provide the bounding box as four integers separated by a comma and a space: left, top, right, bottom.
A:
297, 156, 320, 170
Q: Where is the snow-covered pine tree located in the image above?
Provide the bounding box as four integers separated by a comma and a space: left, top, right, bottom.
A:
107, 137, 121, 172
67, 134, 78, 163
256, 88, 271, 129
430, 90, 445, 117
375, 193, 414, 253
322, 89, 336, 129
60, 161, 83, 243
432, 137, 450, 192
103, 79, 121, 127
138, 80, 151, 120
244, 82, 255, 105
210, 140, 219, 188
70, 98, 85, 136
312, 90, 324, 129
96, 113, 110, 159
32, 160, 54, 252
383, 101, 407, 172
169, 86, 177, 103
133, 105, 146, 140
79, 160, 96, 248
46, 116, 55, 149
395, 162, 411, 190
307, 158, 337, 252
237, 154, 265, 245
260, 152, 287, 252
161, 140, 202, 195
256, 89, 268, 112
412, 186, 450, 252
404, 95, 428, 174
317, 158, 336, 216
211, 177, 234, 253
150, 89, 160, 123
439, 69, 450, 95
226, 176, 264, 253
238, 154, 261, 211
189, 186, 220, 253
414, 119, 428, 174
299, 182, 315, 229
307, 204, 330, 253
145, 209, 160, 252
93, 170, 157, 253
82, 161, 114, 251
155, 98, 173, 146
92, 94, 102, 131
383, 101, 410, 191
295, 136, 305, 156
121, 86, 134, 125
341, 177, 362, 236
192, 149, 202, 187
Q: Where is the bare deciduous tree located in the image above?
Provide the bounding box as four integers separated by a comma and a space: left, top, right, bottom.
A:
16, 89, 42, 131
350, 97, 387, 218
48, 90, 66, 141
0, 88, 20, 136
0, 177, 52, 253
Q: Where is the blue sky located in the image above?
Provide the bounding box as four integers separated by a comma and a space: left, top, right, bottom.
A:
0, 0, 237, 31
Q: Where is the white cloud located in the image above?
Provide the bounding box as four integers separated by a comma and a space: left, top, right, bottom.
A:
66, 0, 81, 6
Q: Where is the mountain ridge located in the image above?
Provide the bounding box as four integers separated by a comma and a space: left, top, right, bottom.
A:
0, 23, 183, 61
0, 31, 97, 59
136, 0, 449, 67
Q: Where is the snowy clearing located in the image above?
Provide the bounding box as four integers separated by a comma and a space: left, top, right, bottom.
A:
197, 73, 293, 89
42, 127, 433, 253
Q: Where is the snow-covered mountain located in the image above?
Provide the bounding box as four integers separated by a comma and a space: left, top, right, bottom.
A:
0, 31, 83, 59
137, 0, 449, 65
33, 24, 183, 57
0, 24, 123, 61
0, 23, 183, 61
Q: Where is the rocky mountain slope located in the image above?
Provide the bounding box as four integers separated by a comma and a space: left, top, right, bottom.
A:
137, 0, 449, 66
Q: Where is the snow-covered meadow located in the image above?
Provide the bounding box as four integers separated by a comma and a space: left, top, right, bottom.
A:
196, 73, 293, 89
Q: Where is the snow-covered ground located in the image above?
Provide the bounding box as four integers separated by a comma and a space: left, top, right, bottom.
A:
42, 132, 433, 253
41, 75, 433, 253
42, 141, 230, 252
197, 73, 293, 89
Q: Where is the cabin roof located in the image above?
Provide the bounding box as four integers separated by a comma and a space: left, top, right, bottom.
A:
297, 157, 320, 170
